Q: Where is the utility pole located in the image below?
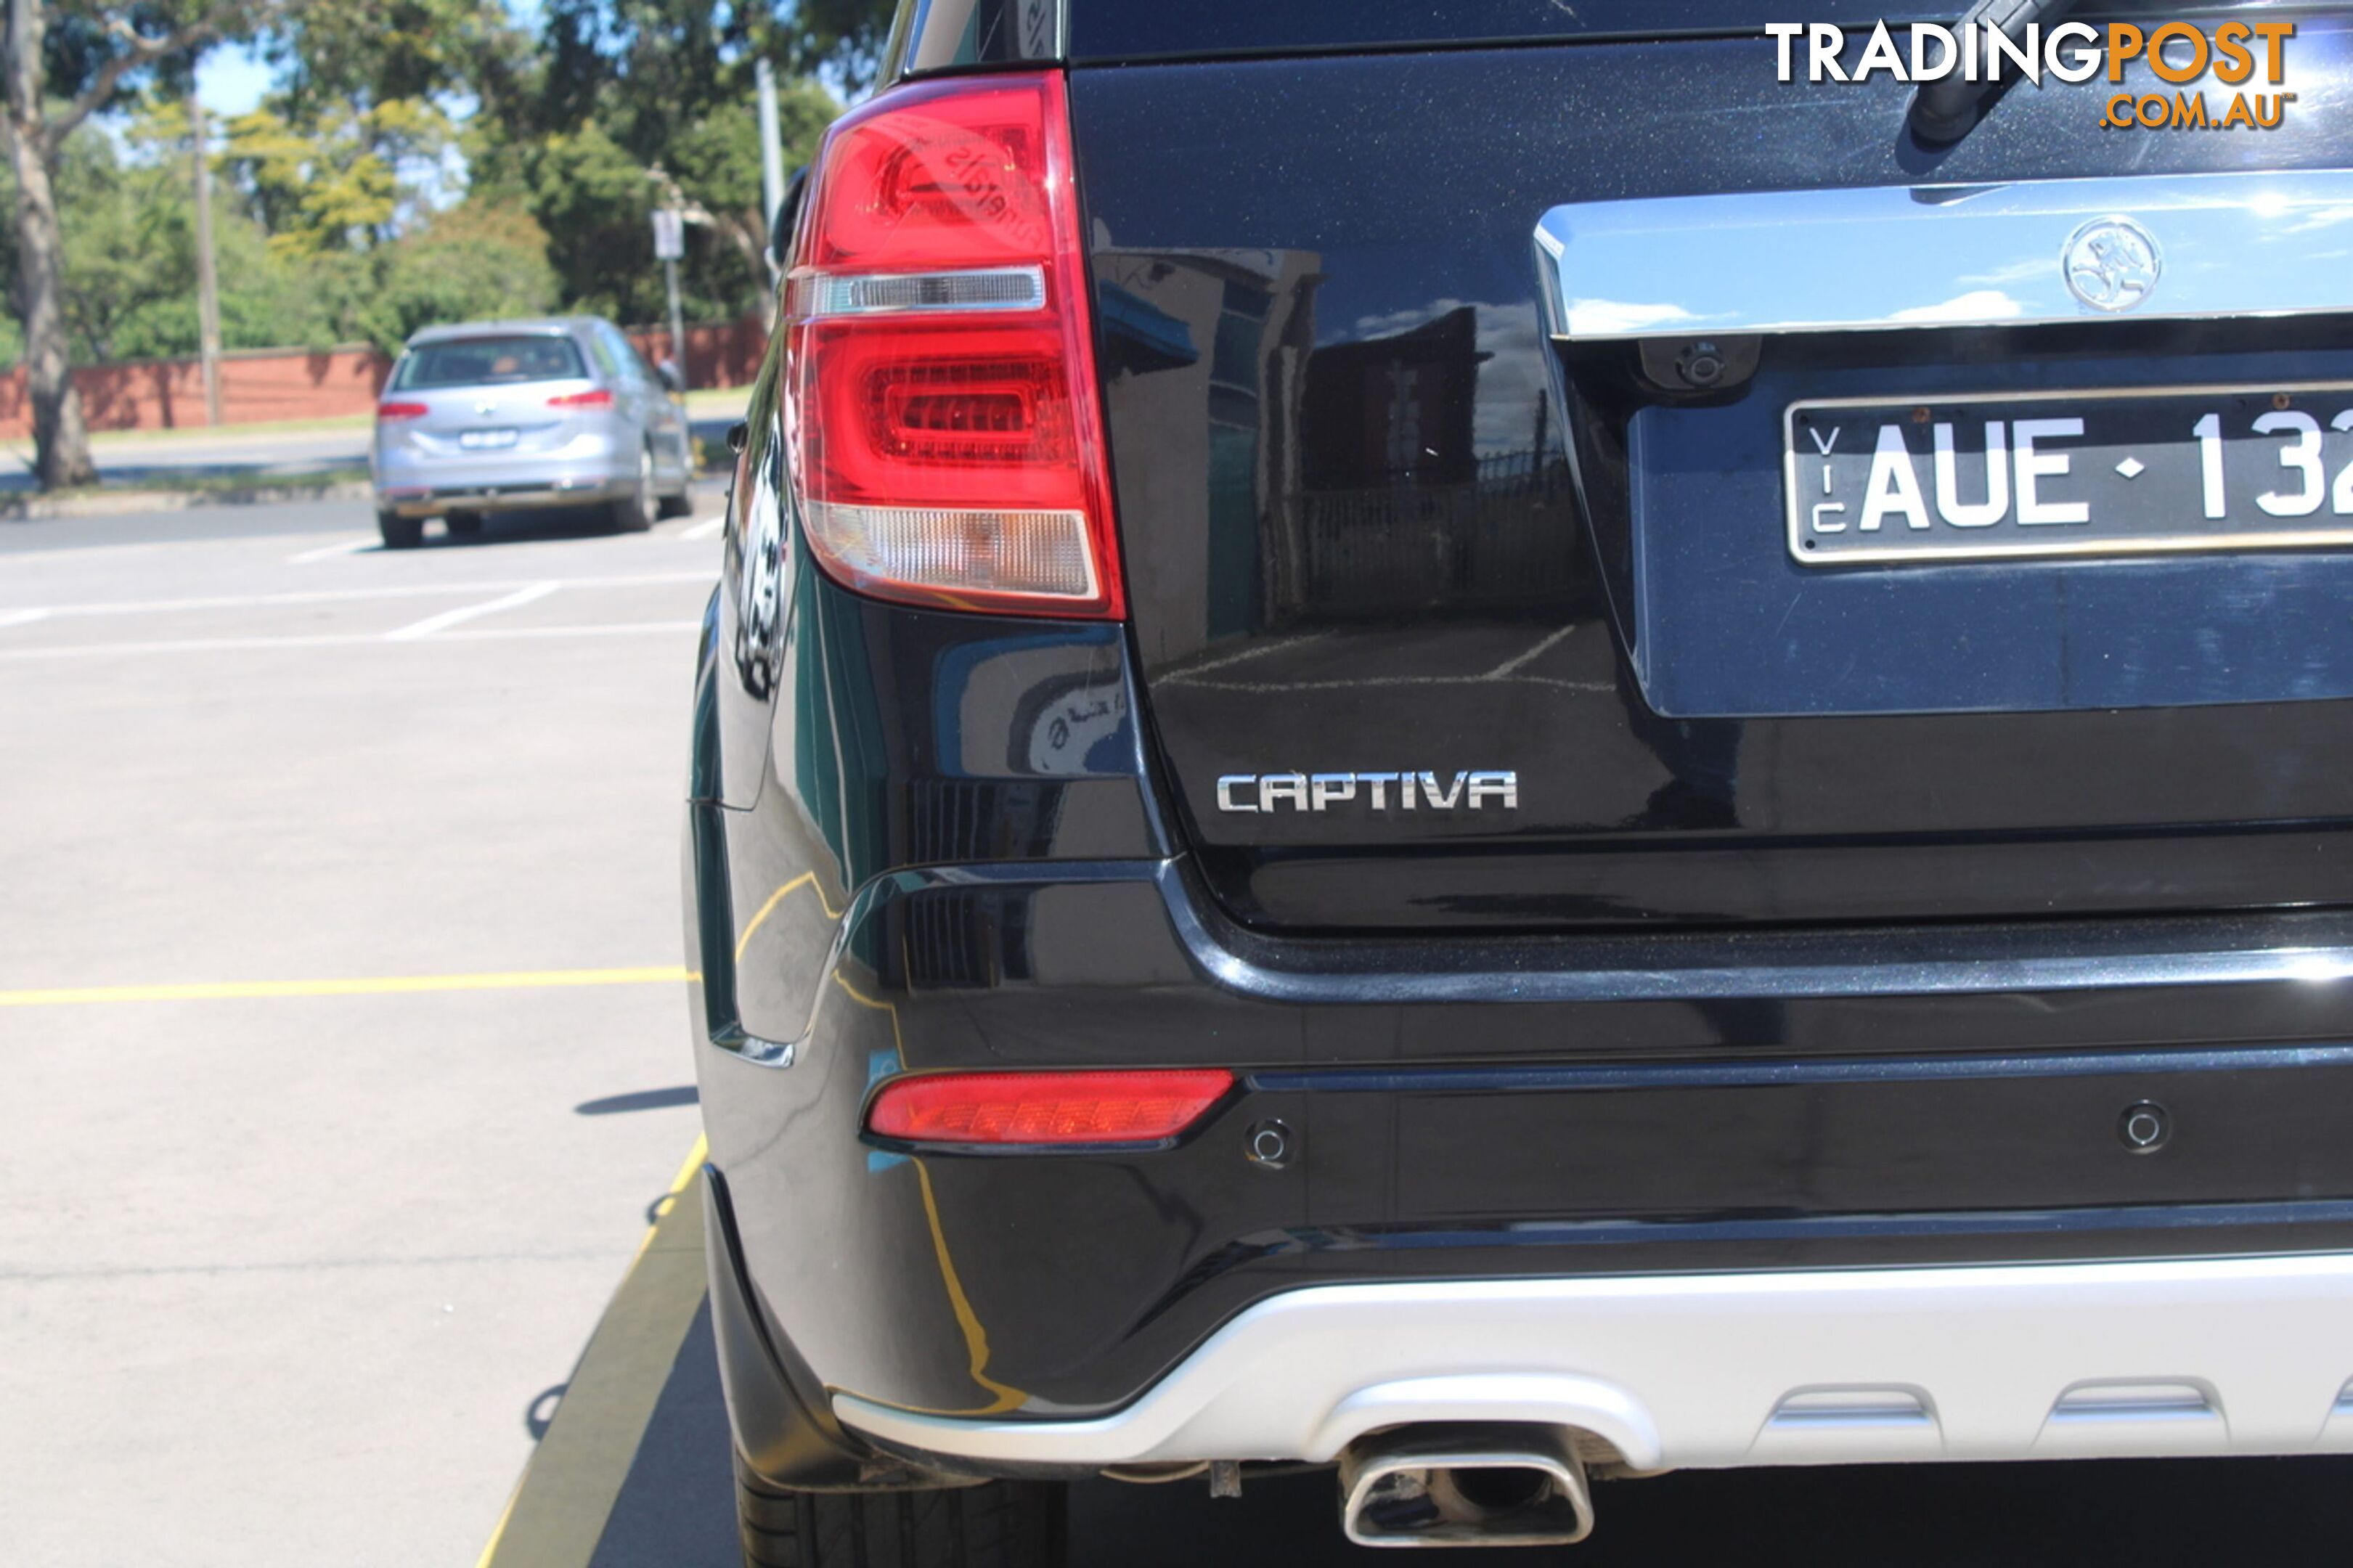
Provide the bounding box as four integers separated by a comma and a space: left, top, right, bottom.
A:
189, 80, 224, 427
665, 255, 688, 391
755, 57, 786, 287
652, 208, 688, 391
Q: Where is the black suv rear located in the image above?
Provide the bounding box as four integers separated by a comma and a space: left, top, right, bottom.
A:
686, 4, 2353, 1561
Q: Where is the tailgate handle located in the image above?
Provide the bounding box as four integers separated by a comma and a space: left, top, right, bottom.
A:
1536, 172, 2353, 340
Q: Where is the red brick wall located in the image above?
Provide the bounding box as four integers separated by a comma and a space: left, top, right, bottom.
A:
626, 314, 772, 392
0, 314, 770, 439
0, 346, 390, 439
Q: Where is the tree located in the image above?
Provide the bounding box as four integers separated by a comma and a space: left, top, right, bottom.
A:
47, 121, 192, 361
362, 197, 560, 354
221, 96, 454, 256
661, 79, 835, 303
776, 0, 896, 93
0, 100, 335, 364
3, 0, 267, 488
513, 2, 839, 328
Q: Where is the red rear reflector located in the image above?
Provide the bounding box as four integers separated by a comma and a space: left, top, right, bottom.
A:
548, 388, 615, 409
866, 1069, 1233, 1146
783, 72, 1122, 618
376, 401, 428, 420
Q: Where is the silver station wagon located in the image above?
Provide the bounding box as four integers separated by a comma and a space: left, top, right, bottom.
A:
370, 317, 696, 548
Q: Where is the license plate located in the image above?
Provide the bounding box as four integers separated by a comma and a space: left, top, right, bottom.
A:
458, 428, 518, 450
1785, 383, 2353, 566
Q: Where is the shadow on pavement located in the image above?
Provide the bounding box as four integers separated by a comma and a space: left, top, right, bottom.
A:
587, 1302, 738, 1568
590, 1303, 2353, 1566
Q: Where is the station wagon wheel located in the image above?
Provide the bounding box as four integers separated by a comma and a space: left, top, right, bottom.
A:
611, 446, 655, 533
376, 510, 423, 550
658, 431, 696, 518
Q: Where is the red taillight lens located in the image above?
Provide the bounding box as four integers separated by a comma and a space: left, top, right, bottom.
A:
866, 1069, 1233, 1146
549, 388, 615, 409
376, 401, 428, 420
783, 72, 1122, 618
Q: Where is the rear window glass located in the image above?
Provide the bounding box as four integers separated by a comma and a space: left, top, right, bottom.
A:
392, 335, 585, 389
1071, 0, 2296, 60
1074, 1, 1914, 57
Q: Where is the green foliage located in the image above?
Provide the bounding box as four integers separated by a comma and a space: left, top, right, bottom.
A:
365, 198, 561, 353
5, 115, 319, 364
517, 1, 842, 327
4, 0, 858, 372
520, 121, 661, 321
266, 0, 526, 107
780, 0, 900, 92
0, 113, 552, 367
221, 97, 454, 255
496, 70, 836, 330
38, 2, 279, 113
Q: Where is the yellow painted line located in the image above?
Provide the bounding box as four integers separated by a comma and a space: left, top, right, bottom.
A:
830, 969, 907, 1057
0, 966, 693, 1008
640, 1133, 711, 1246
825, 966, 1024, 1416
477, 1135, 711, 1568
470, 1482, 523, 1568
733, 870, 844, 961
912, 1158, 1028, 1416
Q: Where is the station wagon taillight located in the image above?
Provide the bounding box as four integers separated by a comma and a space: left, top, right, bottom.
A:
377, 401, 428, 420
548, 388, 614, 409
781, 72, 1123, 618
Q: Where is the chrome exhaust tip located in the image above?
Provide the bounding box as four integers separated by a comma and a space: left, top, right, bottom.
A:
1338, 1424, 1594, 1548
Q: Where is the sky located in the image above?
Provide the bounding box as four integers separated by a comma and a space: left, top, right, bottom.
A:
195, 0, 546, 118
195, 46, 274, 117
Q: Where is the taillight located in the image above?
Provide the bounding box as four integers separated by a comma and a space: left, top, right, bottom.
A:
866, 1069, 1233, 1146
549, 388, 614, 409
782, 72, 1123, 618
376, 401, 428, 420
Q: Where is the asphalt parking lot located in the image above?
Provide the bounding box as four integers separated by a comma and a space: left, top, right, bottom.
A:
6, 492, 2352, 1567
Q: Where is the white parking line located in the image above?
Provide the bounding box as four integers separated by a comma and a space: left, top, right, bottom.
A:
0, 621, 701, 661
385, 581, 559, 641
1485, 623, 1578, 679
679, 516, 727, 542
285, 536, 373, 564
1, 571, 712, 623
0, 608, 53, 630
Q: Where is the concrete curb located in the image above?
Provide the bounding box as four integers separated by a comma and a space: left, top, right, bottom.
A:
477, 1138, 713, 1568
0, 478, 372, 521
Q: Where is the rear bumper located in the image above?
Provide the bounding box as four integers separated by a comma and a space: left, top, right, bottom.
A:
372, 444, 637, 515
685, 575, 2353, 1477
835, 1253, 2353, 1469
375, 475, 634, 516
693, 838, 2353, 1453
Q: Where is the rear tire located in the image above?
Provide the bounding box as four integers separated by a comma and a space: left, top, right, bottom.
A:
735, 1457, 1066, 1568
378, 510, 424, 550
657, 487, 695, 520
610, 446, 656, 533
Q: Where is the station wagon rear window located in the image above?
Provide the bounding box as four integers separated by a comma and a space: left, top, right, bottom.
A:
392, 335, 585, 389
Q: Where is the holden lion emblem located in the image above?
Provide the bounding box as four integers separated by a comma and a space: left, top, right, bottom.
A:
2063, 216, 2161, 313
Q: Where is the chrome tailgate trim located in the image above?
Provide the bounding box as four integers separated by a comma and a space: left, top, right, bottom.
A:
1538, 171, 2353, 340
